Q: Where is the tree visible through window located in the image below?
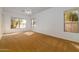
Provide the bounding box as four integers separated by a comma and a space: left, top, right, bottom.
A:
64, 9, 79, 33
11, 17, 27, 29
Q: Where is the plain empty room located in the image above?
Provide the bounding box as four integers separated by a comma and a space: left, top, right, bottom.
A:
0, 7, 79, 52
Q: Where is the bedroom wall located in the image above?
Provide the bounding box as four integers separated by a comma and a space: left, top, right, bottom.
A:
2, 10, 32, 34
0, 8, 3, 39
33, 7, 79, 42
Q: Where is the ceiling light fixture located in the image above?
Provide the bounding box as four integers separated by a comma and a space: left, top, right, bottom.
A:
24, 8, 32, 15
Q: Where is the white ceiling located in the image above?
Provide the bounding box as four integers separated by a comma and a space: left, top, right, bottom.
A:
3, 7, 51, 15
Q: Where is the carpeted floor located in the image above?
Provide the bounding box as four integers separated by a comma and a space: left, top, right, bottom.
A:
0, 31, 79, 52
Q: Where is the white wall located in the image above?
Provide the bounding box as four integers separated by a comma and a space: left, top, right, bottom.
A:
0, 8, 2, 39
33, 7, 79, 42
2, 11, 32, 34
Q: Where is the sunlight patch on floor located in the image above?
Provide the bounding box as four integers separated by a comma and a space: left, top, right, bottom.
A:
24, 32, 34, 36
71, 43, 79, 49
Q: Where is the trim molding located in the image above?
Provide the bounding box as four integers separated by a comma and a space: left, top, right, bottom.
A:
34, 31, 79, 43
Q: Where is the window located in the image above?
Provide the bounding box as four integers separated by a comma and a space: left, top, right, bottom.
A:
11, 17, 27, 29
64, 9, 79, 33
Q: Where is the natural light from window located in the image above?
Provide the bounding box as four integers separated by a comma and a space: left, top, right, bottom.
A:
11, 17, 27, 29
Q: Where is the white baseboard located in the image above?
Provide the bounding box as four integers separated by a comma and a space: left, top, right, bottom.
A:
48, 34, 79, 43
34, 31, 79, 43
